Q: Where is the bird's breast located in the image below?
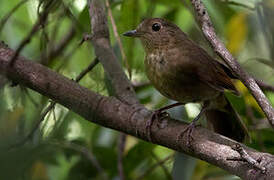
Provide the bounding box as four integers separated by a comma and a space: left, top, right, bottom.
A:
144, 51, 182, 100
144, 50, 219, 103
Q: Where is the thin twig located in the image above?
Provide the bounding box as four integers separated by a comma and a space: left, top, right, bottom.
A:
0, 0, 29, 33
39, 9, 64, 65
75, 58, 99, 82
51, 140, 108, 180
105, 0, 131, 79
62, 2, 85, 32
227, 144, 266, 173
10, 101, 56, 148
9, 0, 55, 66
40, 26, 76, 65
135, 153, 175, 180
118, 133, 126, 180
188, 0, 274, 128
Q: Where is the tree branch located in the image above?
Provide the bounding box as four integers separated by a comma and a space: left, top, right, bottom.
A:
1, 42, 274, 179
88, 3, 135, 178
227, 144, 266, 173
9, 0, 54, 66
105, 0, 131, 79
10, 57, 99, 148
256, 79, 274, 92
88, 0, 138, 105
40, 26, 76, 65
188, 0, 274, 128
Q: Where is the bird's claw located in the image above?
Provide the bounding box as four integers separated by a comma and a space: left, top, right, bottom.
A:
177, 121, 198, 147
146, 110, 170, 142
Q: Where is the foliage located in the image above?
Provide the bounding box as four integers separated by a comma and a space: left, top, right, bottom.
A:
0, 0, 273, 179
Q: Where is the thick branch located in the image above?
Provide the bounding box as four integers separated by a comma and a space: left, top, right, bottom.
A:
1, 43, 274, 179
88, 0, 138, 105
189, 0, 274, 127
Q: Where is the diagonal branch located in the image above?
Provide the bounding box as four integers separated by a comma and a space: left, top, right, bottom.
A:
188, 0, 274, 128
88, 0, 138, 105
1, 42, 274, 180
8, 0, 54, 66
40, 26, 76, 65
256, 79, 274, 92
105, 0, 131, 79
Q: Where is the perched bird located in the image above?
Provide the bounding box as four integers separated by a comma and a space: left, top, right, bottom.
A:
123, 18, 248, 143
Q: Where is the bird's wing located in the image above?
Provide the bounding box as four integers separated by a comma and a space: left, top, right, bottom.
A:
199, 58, 240, 95
176, 39, 239, 95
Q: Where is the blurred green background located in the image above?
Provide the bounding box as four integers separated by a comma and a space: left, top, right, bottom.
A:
0, 0, 274, 179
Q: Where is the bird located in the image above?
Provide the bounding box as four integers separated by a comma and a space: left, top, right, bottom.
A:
123, 18, 248, 144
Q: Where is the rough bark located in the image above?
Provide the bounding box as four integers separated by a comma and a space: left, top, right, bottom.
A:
1, 42, 274, 180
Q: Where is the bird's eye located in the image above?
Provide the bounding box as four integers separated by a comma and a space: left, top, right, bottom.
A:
152, 23, 161, 31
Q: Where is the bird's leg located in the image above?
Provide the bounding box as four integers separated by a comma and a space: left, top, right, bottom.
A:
146, 102, 184, 141
178, 102, 209, 146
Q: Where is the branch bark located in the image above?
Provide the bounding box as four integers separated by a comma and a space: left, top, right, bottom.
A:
1, 42, 274, 180
88, 2, 135, 178
189, 0, 274, 128
256, 79, 274, 92
88, 0, 138, 105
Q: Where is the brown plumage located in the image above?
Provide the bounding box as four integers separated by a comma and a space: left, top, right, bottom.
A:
124, 18, 248, 142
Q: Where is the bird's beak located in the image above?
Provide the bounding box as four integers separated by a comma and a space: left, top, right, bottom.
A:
123, 30, 140, 37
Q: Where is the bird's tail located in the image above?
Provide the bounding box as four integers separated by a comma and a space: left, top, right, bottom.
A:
205, 94, 249, 142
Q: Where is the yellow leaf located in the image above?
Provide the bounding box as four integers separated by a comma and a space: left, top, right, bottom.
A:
235, 81, 264, 115
235, 81, 248, 94
226, 13, 248, 55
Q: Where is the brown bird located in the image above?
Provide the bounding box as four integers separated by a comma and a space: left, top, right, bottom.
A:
123, 18, 248, 143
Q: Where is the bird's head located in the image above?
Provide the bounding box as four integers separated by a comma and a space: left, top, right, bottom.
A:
123, 18, 182, 53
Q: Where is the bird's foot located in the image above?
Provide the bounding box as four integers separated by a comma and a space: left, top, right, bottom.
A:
145, 102, 184, 142
177, 102, 208, 146
146, 110, 169, 142
177, 121, 198, 147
